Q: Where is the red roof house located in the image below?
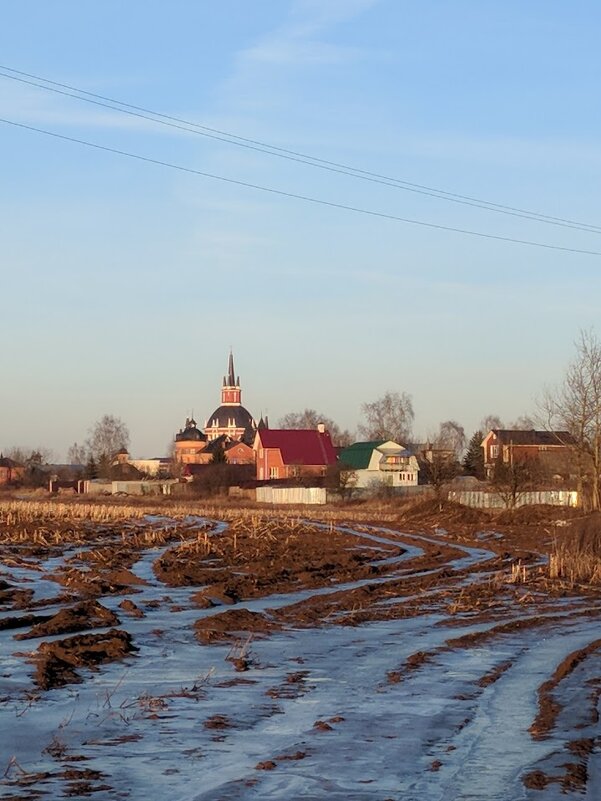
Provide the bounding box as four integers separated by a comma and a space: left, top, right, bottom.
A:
254, 427, 337, 481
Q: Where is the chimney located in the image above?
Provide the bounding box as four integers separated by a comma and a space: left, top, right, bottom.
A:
317, 422, 326, 434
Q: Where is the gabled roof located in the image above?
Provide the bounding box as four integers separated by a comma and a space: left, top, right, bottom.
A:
0, 456, 23, 469
485, 429, 576, 447
225, 439, 253, 452
256, 429, 337, 466
338, 441, 386, 470
204, 435, 229, 454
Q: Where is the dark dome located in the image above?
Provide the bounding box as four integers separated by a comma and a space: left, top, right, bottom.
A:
206, 405, 254, 431
176, 417, 207, 442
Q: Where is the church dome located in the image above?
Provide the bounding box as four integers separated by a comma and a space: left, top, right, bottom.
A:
175, 418, 207, 442
205, 405, 254, 432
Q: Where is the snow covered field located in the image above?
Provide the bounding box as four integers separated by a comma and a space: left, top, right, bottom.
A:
0, 511, 599, 800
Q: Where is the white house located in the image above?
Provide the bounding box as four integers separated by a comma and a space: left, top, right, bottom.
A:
338, 440, 419, 489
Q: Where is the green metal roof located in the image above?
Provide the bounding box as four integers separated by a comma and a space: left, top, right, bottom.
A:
338, 441, 385, 470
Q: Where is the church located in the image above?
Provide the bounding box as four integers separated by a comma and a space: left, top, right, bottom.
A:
174, 353, 260, 465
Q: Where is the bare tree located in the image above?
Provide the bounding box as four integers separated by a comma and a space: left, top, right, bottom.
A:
326, 463, 359, 501
421, 430, 461, 509
492, 457, 542, 509
85, 415, 130, 477
480, 414, 534, 432
437, 420, 466, 460
5, 446, 54, 465
358, 391, 414, 444
278, 408, 353, 447
479, 414, 503, 433
67, 442, 87, 465
509, 415, 535, 430
541, 329, 601, 511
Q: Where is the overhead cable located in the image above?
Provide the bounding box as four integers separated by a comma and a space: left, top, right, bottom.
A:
1, 115, 599, 256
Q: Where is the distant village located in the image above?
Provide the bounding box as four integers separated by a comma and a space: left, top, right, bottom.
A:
0, 352, 584, 509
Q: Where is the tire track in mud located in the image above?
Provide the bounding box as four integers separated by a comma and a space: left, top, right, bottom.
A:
0, 516, 494, 800
1, 514, 598, 800
171, 523, 601, 801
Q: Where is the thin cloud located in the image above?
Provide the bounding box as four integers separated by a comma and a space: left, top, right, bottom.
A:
243, 39, 366, 66
0, 81, 194, 135
238, 0, 381, 68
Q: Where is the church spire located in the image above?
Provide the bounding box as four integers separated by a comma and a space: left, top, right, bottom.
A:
221, 350, 241, 405
226, 350, 236, 387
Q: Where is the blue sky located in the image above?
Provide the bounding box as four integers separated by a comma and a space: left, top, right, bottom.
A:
2, 1, 601, 458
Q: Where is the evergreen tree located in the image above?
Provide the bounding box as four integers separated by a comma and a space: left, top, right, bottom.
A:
85, 456, 98, 479
462, 431, 485, 478
210, 446, 228, 465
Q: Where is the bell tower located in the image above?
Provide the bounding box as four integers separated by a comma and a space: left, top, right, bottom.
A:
221, 351, 241, 406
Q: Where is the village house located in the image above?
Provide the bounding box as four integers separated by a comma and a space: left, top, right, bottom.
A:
254, 426, 337, 481
418, 442, 456, 466
339, 441, 419, 488
481, 429, 576, 479
0, 455, 25, 486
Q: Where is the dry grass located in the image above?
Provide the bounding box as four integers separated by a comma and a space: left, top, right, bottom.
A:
549, 515, 601, 585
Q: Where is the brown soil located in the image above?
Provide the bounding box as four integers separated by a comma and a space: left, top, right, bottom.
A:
275, 750, 307, 761
119, 598, 145, 617
0, 612, 53, 632
313, 720, 333, 731
32, 628, 136, 690
0, 585, 34, 609
194, 609, 280, 645
523, 761, 588, 793
154, 517, 402, 602
476, 659, 514, 687
266, 671, 311, 699
529, 638, 601, 739
54, 566, 145, 597
387, 651, 434, 684
14, 600, 119, 640
3, 499, 601, 798
203, 714, 233, 729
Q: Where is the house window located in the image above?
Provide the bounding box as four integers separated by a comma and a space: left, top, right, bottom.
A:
490, 445, 499, 459
269, 467, 278, 479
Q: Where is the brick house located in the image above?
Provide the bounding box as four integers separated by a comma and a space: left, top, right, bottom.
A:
481, 429, 575, 479
0, 455, 25, 485
225, 440, 255, 465
254, 426, 337, 481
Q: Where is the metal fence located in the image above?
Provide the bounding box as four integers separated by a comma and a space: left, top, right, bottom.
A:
448, 489, 579, 509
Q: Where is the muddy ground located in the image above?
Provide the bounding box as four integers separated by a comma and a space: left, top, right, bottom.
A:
0, 499, 599, 799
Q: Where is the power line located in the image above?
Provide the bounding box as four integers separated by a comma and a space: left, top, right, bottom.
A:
1, 64, 600, 235
1, 115, 599, 257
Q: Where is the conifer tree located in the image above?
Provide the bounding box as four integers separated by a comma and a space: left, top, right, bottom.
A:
210, 446, 228, 464
462, 431, 485, 478
85, 456, 98, 480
